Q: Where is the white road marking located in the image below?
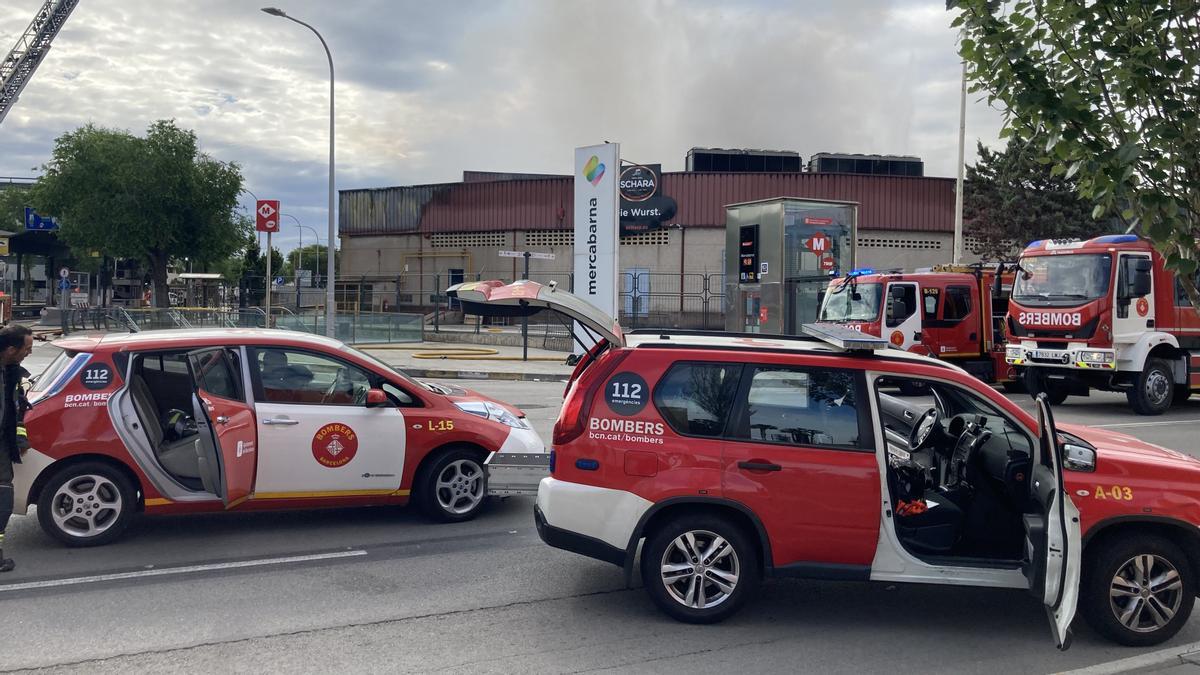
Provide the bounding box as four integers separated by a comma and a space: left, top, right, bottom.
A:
0, 549, 368, 593
1094, 419, 1200, 429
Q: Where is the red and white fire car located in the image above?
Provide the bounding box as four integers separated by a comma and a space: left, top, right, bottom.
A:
452, 278, 1200, 649
12, 329, 545, 546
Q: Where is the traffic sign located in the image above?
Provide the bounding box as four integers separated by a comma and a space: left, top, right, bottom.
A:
820, 256, 836, 271
274, 276, 285, 286
57, 279, 70, 290
499, 250, 556, 260
255, 200, 281, 233
24, 207, 59, 231
805, 233, 831, 254
59, 266, 70, 279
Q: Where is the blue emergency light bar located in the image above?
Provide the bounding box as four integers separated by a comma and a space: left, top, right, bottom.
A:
1091, 234, 1139, 244
846, 268, 875, 278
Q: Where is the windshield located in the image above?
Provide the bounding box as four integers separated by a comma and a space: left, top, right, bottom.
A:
1013, 253, 1112, 302
338, 344, 431, 391
819, 281, 883, 322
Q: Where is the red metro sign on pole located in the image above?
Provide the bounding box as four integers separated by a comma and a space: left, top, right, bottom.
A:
255, 200, 281, 233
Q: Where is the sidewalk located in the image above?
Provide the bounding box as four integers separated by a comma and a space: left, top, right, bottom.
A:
1058, 641, 1200, 675
358, 341, 574, 382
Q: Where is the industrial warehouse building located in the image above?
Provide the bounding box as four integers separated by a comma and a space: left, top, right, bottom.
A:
336, 150, 986, 327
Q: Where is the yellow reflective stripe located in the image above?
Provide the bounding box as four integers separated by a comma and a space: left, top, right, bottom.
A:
144, 498, 172, 507
15, 427, 26, 437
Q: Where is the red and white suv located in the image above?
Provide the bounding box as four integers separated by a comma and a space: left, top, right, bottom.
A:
453, 279, 1200, 650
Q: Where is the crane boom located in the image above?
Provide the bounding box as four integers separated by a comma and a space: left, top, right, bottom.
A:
0, 0, 79, 126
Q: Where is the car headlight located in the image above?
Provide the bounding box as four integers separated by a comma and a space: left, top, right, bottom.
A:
454, 401, 531, 429
1078, 350, 1114, 364
1006, 346, 1022, 359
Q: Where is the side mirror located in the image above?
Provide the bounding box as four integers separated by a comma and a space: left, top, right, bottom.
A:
1132, 266, 1152, 297
366, 388, 388, 406
1062, 443, 1096, 472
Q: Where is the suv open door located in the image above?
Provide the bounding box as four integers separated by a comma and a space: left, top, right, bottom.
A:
187, 348, 258, 508
1025, 394, 1082, 649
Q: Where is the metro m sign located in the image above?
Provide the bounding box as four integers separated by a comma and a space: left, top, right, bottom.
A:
255, 200, 281, 233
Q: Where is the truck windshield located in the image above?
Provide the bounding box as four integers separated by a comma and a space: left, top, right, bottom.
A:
1013, 253, 1112, 303
819, 282, 883, 322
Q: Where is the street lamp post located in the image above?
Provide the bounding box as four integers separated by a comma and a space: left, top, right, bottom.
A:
262, 7, 336, 338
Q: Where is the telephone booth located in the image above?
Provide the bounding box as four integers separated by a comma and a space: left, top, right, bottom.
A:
725, 197, 858, 335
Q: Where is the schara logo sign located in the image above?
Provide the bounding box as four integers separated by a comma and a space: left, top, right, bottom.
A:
1018, 312, 1084, 327
583, 155, 606, 186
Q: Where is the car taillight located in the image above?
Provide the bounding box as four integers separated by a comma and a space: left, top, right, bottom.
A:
552, 348, 630, 447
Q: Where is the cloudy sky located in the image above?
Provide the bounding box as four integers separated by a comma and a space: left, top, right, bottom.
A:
0, 0, 1005, 254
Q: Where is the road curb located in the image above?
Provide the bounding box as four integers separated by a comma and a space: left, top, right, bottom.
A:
400, 368, 570, 382
1056, 641, 1200, 675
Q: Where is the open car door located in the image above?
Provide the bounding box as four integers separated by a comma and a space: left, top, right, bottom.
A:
188, 348, 258, 508
1024, 394, 1082, 649
447, 279, 624, 348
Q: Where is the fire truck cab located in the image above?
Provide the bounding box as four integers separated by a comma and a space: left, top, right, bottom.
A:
818, 265, 1016, 386
1005, 235, 1200, 415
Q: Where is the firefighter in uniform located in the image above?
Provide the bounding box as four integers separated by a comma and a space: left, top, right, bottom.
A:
0, 324, 34, 572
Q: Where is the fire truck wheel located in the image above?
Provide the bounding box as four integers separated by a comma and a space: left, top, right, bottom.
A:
1127, 359, 1174, 416
1001, 381, 1026, 394
1024, 369, 1069, 406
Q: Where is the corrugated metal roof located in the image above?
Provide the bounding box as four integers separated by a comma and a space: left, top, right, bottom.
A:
340, 172, 955, 236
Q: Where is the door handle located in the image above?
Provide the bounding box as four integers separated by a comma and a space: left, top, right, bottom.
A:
215, 415, 229, 425
738, 461, 782, 472
262, 418, 299, 426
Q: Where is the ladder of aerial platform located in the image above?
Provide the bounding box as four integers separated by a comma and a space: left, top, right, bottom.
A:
0, 0, 80, 126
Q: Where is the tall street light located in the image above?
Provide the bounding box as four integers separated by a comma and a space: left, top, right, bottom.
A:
262, 7, 336, 337
282, 213, 323, 283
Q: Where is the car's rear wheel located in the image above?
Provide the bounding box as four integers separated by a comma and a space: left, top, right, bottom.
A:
1080, 534, 1194, 647
37, 462, 136, 547
641, 514, 760, 624
415, 447, 488, 523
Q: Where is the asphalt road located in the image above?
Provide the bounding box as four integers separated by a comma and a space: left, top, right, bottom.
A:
1, 345, 1199, 673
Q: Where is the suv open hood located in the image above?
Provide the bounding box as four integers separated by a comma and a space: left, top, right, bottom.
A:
446, 279, 625, 347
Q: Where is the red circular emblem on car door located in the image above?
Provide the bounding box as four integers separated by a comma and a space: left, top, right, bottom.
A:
312, 423, 358, 468
1136, 297, 1150, 317
890, 330, 905, 347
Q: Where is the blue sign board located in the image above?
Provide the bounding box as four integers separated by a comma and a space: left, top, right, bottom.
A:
24, 207, 59, 231
273, 276, 285, 286
58, 279, 71, 291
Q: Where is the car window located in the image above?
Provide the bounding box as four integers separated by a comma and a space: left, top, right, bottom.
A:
381, 382, 416, 406
141, 353, 190, 375
654, 363, 741, 438
731, 367, 863, 449
922, 288, 940, 319
943, 285, 972, 321
191, 350, 242, 401
252, 347, 372, 406
886, 284, 917, 326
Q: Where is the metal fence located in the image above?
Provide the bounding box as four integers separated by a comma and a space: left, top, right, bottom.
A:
389, 271, 726, 332
58, 305, 423, 344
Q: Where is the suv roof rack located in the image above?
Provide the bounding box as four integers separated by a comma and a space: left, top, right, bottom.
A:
627, 328, 822, 344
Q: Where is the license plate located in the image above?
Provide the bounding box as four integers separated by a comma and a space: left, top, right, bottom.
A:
1033, 349, 1064, 360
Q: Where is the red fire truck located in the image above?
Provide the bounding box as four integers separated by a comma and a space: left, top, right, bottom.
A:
818, 264, 1018, 387
1005, 234, 1200, 414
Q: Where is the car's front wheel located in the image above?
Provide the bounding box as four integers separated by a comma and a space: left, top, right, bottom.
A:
641, 514, 760, 624
37, 462, 136, 547
415, 447, 488, 523
1080, 534, 1195, 647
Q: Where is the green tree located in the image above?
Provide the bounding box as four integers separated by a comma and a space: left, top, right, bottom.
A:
965, 138, 1105, 261
952, 0, 1200, 313
0, 185, 31, 232
284, 244, 336, 286
33, 120, 249, 307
